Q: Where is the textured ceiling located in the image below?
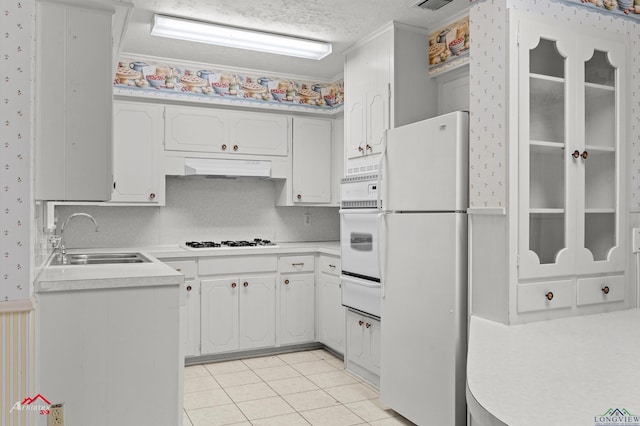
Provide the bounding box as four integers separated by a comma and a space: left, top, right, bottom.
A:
122, 0, 471, 80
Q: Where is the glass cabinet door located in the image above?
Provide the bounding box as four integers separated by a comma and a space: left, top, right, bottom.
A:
575, 37, 625, 274
518, 16, 626, 279
518, 24, 575, 279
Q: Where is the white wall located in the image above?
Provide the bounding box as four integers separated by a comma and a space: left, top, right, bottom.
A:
53, 177, 339, 249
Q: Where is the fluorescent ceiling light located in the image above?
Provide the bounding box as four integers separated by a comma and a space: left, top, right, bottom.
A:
151, 14, 332, 60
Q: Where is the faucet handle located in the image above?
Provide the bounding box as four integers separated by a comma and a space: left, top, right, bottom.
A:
48, 235, 62, 249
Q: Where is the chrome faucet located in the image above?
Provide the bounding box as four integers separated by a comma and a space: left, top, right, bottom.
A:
58, 213, 99, 264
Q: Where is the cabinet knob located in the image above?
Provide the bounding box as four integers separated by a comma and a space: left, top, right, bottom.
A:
366, 144, 372, 151
602, 286, 610, 295
221, 144, 228, 151
186, 285, 192, 292
358, 320, 364, 326
297, 194, 302, 200
233, 144, 239, 151
231, 282, 237, 288
149, 193, 156, 199
581, 150, 588, 160
545, 291, 554, 301
243, 281, 249, 287
358, 146, 364, 152
365, 322, 371, 328
572, 150, 580, 159
284, 279, 290, 285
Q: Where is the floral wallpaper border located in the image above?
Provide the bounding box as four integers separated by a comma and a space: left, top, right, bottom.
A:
114, 56, 344, 114
559, 0, 640, 20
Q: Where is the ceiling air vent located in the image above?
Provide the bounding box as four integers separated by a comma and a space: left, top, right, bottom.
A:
415, 0, 454, 10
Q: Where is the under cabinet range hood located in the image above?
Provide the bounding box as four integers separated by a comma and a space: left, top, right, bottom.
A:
184, 158, 271, 179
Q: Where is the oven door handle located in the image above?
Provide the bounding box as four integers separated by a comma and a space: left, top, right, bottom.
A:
378, 212, 387, 298
340, 275, 381, 288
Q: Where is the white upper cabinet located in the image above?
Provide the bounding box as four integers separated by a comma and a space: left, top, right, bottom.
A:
228, 112, 289, 156
164, 105, 289, 156
292, 118, 332, 204
35, 1, 113, 201
164, 106, 229, 153
344, 23, 436, 169
517, 15, 626, 280
111, 102, 165, 204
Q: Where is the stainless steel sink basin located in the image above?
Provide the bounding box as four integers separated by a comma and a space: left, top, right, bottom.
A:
50, 252, 151, 266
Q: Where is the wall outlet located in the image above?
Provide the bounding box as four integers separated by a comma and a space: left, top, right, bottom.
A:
48, 403, 64, 426
304, 212, 311, 226
633, 228, 640, 253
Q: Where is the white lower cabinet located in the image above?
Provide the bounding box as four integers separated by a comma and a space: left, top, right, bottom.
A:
278, 255, 315, 345
37, 285, 181, 426
317, 255, 345, 354
201, 275, 276, 354
164, 251, 341, 360
279, 273, 315, 345
163, 259, 199, 357
345, 309, 381, 386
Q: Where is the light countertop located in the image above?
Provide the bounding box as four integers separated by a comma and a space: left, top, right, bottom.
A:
35, 241, 340, 292
466, 309, 640, 426
146, 241, 340, 259
35, 250, 184, 292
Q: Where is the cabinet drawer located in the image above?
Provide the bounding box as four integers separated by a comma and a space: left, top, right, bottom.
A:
199, 255, 277, 276
319, 256, 341, 276
517, 280, 573, 313
577, 275, 625, 306
279, 255, 315, 273
164, 260, 197, 280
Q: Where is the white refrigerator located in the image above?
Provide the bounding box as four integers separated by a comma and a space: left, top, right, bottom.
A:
379, 111, 468, 426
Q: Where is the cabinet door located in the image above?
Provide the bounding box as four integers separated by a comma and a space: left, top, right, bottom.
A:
228, 112, 289, 156
164, 106, 229, 153
517, 20, 575, 280
35, 2, 112, 201
345, 310, 366, 365
346, 91, 366, 159
182, 280, 200, 357
239, 276, 276, 350
573, 34, 625, 275
318, 274, 345, 353
517, 17, 626, 279
292, 118, 332, 203
201, 278, 239, 354
365, 85, 390, 156
279, 273, 315, 345
363, 317, 381, 376
111, 102, 164, 203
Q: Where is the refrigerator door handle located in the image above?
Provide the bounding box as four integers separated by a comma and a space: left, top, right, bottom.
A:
377, 130, 389, 211
378, 212, 387, 298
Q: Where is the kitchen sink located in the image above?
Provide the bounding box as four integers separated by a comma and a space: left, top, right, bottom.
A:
50, 252, 151, 266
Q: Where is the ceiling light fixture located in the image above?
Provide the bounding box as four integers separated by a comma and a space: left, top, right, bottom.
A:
150, 14, 332, 60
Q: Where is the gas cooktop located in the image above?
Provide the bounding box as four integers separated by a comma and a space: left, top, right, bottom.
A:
182, 239, 277, 250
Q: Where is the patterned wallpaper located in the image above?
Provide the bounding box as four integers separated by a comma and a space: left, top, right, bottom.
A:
0, 0, 32, 302
469, 0, 639, 209
469, 0, 508, 208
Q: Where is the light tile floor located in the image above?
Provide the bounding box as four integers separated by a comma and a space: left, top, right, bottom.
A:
183, 349, 416, 426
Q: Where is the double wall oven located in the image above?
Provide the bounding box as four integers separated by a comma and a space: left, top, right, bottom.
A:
340, 173, 382, 318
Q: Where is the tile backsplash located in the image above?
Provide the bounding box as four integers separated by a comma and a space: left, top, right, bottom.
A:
53, 177, 339, 250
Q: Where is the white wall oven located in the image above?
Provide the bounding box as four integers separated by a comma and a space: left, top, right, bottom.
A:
340, 173, 382, 318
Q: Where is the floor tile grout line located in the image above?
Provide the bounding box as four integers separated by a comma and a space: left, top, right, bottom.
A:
184, 349, 388, 426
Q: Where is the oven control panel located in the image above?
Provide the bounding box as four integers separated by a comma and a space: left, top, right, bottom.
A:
340, 173, 381, 208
